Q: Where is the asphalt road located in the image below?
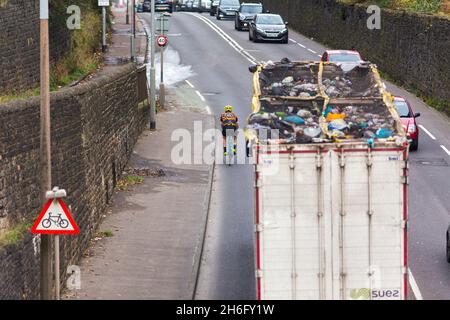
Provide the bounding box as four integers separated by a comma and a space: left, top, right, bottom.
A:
141, 12, 450, 300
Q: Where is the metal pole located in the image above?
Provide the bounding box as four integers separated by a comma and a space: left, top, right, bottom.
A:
149, 0, 156, 130
54, 234, 60, 300
159, 45, 165, 109
131, 0, 135, 60
102, 7, 106, 53
126, 0, 129, 24
39, 0, 52, 300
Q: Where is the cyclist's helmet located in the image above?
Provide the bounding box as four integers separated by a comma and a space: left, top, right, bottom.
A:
224, 105, 233, 112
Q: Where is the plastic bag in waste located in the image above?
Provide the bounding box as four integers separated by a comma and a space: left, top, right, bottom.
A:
328, 119, 348, 130
282, 76, 294, 85
297, 109, 312, 118
303, 126, 322, 138
284, 116, 305, 125
376, 128, 393, 138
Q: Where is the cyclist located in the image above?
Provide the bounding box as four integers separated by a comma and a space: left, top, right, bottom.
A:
220, 105, 239, 155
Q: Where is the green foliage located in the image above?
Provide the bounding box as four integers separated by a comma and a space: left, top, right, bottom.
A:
115, 175, 145, 191
0, 222, 33, 248
337, 0, 445, 15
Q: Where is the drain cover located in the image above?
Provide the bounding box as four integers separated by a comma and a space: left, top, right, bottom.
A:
411, 158, 449, 166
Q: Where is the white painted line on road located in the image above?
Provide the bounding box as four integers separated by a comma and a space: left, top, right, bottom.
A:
297, 43, 306, 48
318, 54, 322, 58
408, 269, 423, 300
184, 13, 259, 65
308, 48, 317, 54
196, 90, 206, 102
289, 38, 297, 43
185, 80, 195, 88
205, 105, 212, 115
418, 125, 436, 140
441, 145, 450, 157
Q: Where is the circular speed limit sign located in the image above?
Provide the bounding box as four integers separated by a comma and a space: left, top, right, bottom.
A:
157, 35, 168, 47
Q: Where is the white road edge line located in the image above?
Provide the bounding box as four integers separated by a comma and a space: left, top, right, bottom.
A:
418, 125, 436, 140
308, 48, 317, 54
184, 13, 258, 65
195, 90, 206, 102
185, 80, 195, 88
297, 43, 306, 48
441, 145, 450, 157
205, 105, 212, 115
289, 38, 297, 43
408, 269, 423, 300
318, 54, 322, 58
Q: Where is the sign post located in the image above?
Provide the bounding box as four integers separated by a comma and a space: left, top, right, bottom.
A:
149, 0, 156, 130
32, 187, 80, 300
156, 13, 170, 109
98, 0, 110, 53
39, 0, 52, 301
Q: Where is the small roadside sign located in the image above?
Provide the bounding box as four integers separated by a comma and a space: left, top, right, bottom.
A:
157, 35, 168, 47
31, 198, 79, 235
98, 0, 110, 6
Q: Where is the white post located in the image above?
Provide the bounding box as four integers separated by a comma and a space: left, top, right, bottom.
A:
54, 234, 60, 300
102, 6, 106, 52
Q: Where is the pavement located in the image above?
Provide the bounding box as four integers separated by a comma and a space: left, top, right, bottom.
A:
139, 12, 450, 300
63, 84, 214, 300
62, 7, 215, 300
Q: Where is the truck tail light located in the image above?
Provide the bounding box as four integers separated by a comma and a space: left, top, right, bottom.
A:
407, 123, 416, 133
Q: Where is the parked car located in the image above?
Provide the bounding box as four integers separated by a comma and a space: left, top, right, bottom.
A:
321, 50, 365, 71
210, 0, 220, 16
249, 14, 289, 44
185, 0, 194, 11
393, 96, 420, 151
216, 0, 240, 20
136, 2, 144, 12
235, 2, 263, 31
447, 224, 450, 263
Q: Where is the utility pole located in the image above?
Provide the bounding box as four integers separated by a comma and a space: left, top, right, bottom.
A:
149, 0, 156, 130
39, 0, 52, 300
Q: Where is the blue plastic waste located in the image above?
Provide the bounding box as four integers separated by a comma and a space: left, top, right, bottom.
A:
284, 116, 305, 125
376, 128, 393, 138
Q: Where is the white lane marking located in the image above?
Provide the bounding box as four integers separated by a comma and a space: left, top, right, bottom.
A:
195, 90, 206, 102
297, 43, 306, 48
308, 48, 317, 54
205, 105, 212, 115
289, 38, 297, 43
441, 145, 450, 157
184, 12, 258, 65
185, 80, 195, 88
408, 269, 423, 300
318, 54, 322, 58
418, 125, 436, 140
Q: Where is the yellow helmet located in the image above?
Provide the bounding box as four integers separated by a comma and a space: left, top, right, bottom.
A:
224, 105, 233, 112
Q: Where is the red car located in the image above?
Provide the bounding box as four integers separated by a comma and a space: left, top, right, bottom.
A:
393, 96, 420, 151
320, 50, 364, 71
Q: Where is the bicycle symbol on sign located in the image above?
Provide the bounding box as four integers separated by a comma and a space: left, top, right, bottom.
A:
42, 212, 69, 229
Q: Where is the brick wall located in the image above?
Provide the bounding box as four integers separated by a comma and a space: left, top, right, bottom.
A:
251, 0, 450, 112
0, 64, 148, 299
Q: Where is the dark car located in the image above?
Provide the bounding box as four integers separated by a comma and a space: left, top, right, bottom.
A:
155, 0, 173, 13
216, 0, 240, 20
249, 14, 289, 44
235, 3, 263, 31
446, 224, 450, 263
393, 96, 420, 151
177, 0, 189, 11
210, 0, 220, 16
143, 0, 151, 11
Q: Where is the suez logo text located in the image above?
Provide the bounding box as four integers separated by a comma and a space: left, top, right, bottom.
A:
350, 288, 401, 300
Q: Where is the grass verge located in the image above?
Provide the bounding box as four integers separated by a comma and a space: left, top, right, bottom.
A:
0, 222, 33, 249
115, 175, 145, 191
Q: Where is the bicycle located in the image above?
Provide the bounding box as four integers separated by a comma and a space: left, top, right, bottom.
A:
42, 212, 69, 229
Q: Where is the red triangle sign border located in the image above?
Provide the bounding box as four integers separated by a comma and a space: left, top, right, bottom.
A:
31, 198, 80, 235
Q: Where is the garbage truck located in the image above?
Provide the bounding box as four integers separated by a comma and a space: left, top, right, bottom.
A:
247, 59, 409, 300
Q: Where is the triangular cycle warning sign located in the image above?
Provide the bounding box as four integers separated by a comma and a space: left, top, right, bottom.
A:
31, 199, 80, 235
